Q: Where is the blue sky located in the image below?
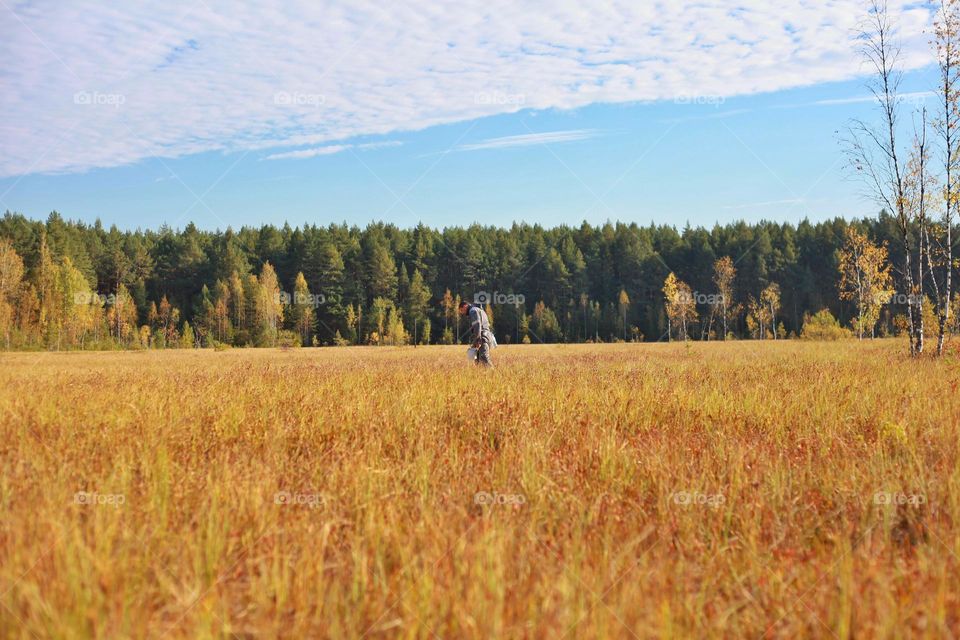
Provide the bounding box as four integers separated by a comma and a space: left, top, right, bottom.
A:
0, 1, 938, 231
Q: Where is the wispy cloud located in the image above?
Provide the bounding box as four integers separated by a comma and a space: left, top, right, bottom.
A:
0, 0, 935, 177
458, 130, 601, 151
355, 140, 402, 150
772, 90, 935, 110
264, 140, 401, 160
265, 145, 351, 160
813, 90, 933, 106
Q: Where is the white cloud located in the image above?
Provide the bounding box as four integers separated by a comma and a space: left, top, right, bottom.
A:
355, 141, 403, 150
458, 130, 601, 151
263, 140, 399, 160
264, 145, 352, 160
0, 0, 935, 177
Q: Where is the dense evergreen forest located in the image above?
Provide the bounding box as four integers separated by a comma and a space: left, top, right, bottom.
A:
0, 210, 955, 349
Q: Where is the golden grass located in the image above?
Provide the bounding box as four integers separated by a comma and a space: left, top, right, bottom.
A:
1, 341, 958, 638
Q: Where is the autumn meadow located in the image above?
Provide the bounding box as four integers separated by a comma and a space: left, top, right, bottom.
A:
8, 0, 960, 638
1, 340, 958, 638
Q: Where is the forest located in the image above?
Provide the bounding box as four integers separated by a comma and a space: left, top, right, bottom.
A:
0, 209, 956, 349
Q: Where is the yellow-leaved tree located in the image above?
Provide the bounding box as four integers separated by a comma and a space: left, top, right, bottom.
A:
663, 273, 697, 341
59, 257, 96, 348
711, 256, 738, 340
108, 284, 138, 345
256, 262, 283, 346
760, 283, 781, 340
837, 227, 895, 339
0, 239, 24, 348
617, 289, 630, 342
288, 271, 314, 346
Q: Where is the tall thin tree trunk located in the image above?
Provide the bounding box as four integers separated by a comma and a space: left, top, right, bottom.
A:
917, 224, 925, 355
924, 224, 947, 355
903, 243, 918, 356
944, 219, 952, 353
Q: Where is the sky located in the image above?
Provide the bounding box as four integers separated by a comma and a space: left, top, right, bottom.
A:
0, 0, 942, 232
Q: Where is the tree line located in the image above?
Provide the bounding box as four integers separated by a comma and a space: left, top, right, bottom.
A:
0, 209, 955, 350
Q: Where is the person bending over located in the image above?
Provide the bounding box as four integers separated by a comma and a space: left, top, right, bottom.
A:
459, 300, 495, 368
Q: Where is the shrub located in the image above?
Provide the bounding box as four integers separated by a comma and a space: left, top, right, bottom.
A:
276, 330, 301, 348
800, 309, 851, 341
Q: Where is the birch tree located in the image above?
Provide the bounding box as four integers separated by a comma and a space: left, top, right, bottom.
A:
932, 0, 960, 355
843, 0, 921, 355
712, 256, 738, 340
837, 227, 895, 338
760, 283, 781, 340
663, 273, 697, 341
902, 118, 935, 353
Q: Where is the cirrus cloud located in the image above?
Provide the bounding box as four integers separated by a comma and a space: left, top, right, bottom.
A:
263, 140, 401, 160
458, 129, 602, 151
0, 0, 934, 178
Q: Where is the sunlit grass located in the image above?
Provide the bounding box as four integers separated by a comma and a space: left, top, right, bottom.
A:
1, 341, 958, 638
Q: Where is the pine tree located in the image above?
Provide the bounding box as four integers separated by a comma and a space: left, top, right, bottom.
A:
368, 244, 398, 301
405, 269, 431, 339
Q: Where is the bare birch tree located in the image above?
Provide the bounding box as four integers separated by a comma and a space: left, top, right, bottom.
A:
902, 113, 935, 353
843, 0, 922, 355
931, 0, 960, 355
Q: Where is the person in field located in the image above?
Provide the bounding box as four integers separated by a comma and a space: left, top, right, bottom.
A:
459, 300, 496, 368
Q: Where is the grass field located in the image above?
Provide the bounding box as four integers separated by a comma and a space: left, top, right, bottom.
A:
1, 341, 959, 638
